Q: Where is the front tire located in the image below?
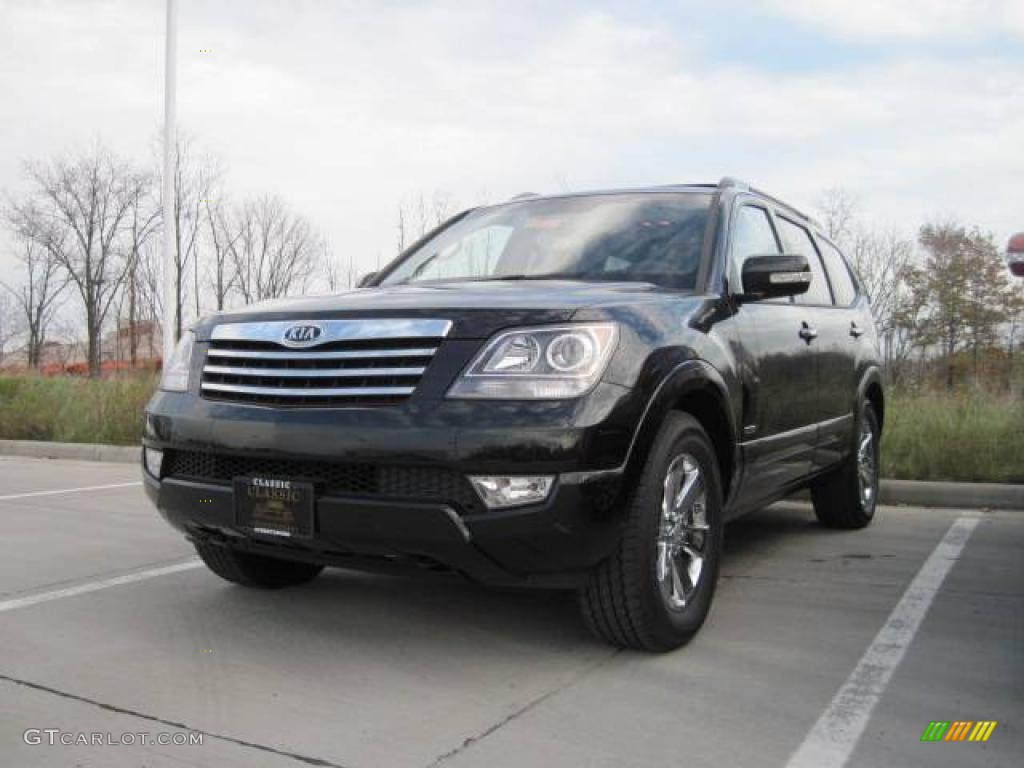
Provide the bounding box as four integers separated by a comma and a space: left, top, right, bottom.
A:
579, 412, 724, 652
194, 541, 324, 588
811, 400, 880, 529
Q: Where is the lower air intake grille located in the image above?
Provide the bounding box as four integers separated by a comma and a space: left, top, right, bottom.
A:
163, 450, 485, 516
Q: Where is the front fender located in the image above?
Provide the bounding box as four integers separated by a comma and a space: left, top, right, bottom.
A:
611, 359, 740, 503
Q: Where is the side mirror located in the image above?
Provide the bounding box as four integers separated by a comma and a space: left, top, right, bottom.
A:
357, 271, 378, 288
1007, 232, 1024, 278
739, 254, 812, 301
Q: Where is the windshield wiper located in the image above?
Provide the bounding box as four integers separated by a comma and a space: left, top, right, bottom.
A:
482, 273, 584, 281
394, 273, 588, 286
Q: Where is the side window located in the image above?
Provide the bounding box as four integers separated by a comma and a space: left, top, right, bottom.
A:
732, 206, 780, 286
818, 239, 858, 306
776, 216, 833, 305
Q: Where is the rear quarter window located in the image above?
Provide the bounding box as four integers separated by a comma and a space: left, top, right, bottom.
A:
818, 239, 858, 306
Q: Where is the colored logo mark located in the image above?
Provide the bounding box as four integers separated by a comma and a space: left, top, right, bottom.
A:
921, 721, 997, 742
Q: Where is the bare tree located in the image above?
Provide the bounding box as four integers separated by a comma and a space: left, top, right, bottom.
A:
846, 227, 915, 369
161, 137, 219, 339
1, 234, 68, 367
47, 318, 83, 369
322, 241, 355, 293
0, 290, 19, 364
135, 237, 164, 358
396, 204, 407, 254
10, 146, 142, 375
815, 188, 921, 379
230, 195, 321, 303
204, 196, 239, 310
816, 187, 858, 244
120, 174, 160, 365
395, 191, 456, 254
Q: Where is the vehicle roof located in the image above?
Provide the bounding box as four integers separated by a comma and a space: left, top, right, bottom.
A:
491, 178, 820, 231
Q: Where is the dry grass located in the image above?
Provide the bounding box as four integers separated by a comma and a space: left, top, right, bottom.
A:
880, 389, 1024, 483
0, 374, 156, 446
0, 376, 1021, 483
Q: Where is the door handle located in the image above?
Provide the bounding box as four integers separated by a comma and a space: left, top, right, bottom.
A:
849, 322, 864, 339
799, 322, 818, 342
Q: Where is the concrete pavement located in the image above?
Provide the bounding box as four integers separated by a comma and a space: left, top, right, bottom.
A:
0, 456, 1020, 767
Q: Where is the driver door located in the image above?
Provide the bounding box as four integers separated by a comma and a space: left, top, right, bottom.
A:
730, 204, 819, 508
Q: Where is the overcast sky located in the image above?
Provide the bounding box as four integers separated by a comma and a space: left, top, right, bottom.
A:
2, 0, 1022, 281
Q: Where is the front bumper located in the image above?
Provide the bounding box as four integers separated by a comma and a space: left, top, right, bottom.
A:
144, 384, 643, 586
144, 465, 625, 587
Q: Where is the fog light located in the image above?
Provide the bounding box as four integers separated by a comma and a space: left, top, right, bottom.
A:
144, 446, 164, 477
469, 475, 555, 509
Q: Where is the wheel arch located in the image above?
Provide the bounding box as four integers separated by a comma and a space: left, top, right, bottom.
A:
858, 366, 885, 433
624, 360, 739, 503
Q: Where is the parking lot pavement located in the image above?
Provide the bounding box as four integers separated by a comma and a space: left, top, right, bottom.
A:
0, 456, 1020, 768
0, 456, 192, 596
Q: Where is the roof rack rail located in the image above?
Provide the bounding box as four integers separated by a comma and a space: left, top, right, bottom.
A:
509, 192, 540, 201
718, 177, 817, 225
748, 186, 816, 224
717, 176, 750, 190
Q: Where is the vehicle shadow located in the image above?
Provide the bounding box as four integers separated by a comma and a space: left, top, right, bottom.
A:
179, 502, 826, 655
723, 501, 824, 558
188, 559, 597, 655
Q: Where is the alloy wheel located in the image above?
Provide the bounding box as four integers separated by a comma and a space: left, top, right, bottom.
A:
857, 422, 876, 509
656, 454, 709, 610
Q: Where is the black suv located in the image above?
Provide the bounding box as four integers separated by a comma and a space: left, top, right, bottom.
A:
143, 177, 883, 651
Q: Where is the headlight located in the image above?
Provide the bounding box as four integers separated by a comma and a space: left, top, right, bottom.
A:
448, 323, 618, 399
160, 330, 195, 392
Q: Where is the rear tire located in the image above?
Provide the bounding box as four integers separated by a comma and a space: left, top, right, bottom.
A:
579, 412, 724, 652
811, 399, 880, 530
194, 541, 324, 588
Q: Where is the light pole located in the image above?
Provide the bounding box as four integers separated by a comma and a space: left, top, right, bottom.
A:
161, 0, 178, 363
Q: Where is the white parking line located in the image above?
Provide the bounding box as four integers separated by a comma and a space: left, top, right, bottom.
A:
0, 560, 202, 613
785, 515, 979, 768
0, 482, 141, 502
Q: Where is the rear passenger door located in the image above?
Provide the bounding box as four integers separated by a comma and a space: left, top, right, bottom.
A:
778, 214, 856, 471
812, 237, 864, 468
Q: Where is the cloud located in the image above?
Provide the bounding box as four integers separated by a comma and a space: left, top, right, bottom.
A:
755, 0, 1024, 42
1, 0, 1021, 286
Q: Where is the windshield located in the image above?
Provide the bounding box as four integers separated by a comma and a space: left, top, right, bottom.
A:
380, 191, 713, 290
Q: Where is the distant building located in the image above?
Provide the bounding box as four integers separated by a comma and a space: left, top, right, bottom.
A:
0, 319, 162, 375
102, 319, 163, 363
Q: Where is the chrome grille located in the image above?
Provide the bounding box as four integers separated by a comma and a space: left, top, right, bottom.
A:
201, 319, 451, 407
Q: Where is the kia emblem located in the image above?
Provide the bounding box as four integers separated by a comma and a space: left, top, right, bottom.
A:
282, 323, 324, 347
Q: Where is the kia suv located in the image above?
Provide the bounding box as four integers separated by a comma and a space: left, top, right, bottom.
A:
143, 177, 884, 651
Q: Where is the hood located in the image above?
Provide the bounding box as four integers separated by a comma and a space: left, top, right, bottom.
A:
196, 280, 687, 339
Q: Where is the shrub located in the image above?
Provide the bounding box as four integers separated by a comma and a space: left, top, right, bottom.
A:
880, 390, 1024, 483
0, 374, 156, 445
